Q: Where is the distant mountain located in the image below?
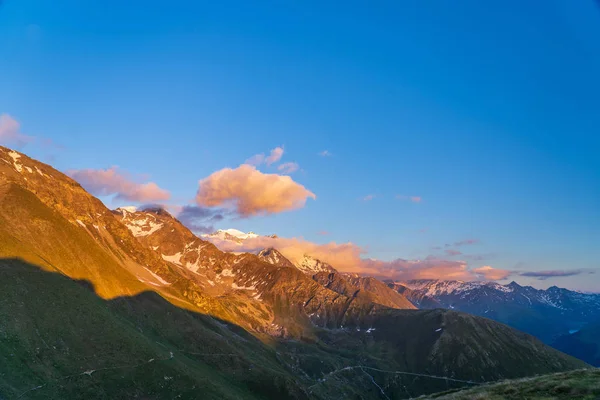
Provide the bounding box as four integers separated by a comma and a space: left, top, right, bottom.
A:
389, 279, 600, 343
0, 147, 590, 399
313, 271, 417, 310
203, 228, 260, 243
257, 247, 296, 269
553, 320, 600, 367
294, 254, 337, 275
204, 228, 337, 275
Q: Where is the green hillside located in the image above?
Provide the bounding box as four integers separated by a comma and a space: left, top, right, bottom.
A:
418, 368, 600, 400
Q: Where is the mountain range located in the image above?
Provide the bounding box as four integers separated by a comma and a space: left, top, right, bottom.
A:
202, 228, 600, 369
388, 279, 600, 345
0, 146, 592, 399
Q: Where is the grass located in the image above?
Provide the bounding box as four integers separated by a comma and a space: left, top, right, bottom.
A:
0, 259, 306, 400
419, 368, 600, 400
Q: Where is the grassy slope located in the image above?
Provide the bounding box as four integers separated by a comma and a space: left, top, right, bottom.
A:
0, 259, 307, 400
418, 369, 600, 400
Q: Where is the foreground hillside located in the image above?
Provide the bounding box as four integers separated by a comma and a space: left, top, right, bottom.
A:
0, 258, 306, 399
418, 368, 600, 400
0, 146, 589, 399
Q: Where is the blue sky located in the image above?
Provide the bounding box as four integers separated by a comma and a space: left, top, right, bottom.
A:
1, 0, 599, 290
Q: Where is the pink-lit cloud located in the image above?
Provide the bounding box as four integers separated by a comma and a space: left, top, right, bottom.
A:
445, 249, 462, 256
317, 230, 330, 236
67, 167, 171, 202
245, 153, 265, 166
396, 195, 422, 203
266, 146, 284, 165
196, 164, 316, 217
203, 233, 509, 282
361, 194, 376, 202
246, 146, 285, 167
473, 266, 512, 280
277, 162, 299, 174
0, 114, 33, 147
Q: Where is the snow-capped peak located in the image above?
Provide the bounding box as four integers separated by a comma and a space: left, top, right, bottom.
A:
117, 206, 138, 214
114, 207, 164, 237
294, 254, 336, 275
202, 228, 260, 243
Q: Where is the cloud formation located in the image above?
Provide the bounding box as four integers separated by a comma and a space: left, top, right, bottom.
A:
0, 114, 33, 147
177, 205, 227, 234
266, 146, 284, 165
277, 162, 299, 174
318, 150, 332, 157
473, 265, 512, 280
445, 249, 462, 256
246, 146, 285, 166
520, 269, 591, 280
454, 239, 480, 246
361, 194, 376, 202
196, 164, 316, 217
396, 195, 422, 203
203, 233, 510, 282
68, 167, 171, 202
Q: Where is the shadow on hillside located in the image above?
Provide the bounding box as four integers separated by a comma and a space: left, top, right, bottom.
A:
0, 258, 588, 400
0, 257, 312, 400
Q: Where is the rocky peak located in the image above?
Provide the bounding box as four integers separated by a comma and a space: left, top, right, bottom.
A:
257, 247, 295, 269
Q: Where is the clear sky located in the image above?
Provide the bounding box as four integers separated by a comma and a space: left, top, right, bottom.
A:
1, 0, 599, 291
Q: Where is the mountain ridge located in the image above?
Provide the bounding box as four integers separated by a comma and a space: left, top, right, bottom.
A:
389, 278, 600, 345
0, 146, 590, 399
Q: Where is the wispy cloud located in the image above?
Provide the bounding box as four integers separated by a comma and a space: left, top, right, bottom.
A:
246, 146, 285, 166
265, 146, 284, 165
463, 254, 489, 261
245, 153, 265, 166
317, 230, 330, 236
445, 249, 462, 256
361, 194, 376, 202
277, 162, 299, 174
177, 205, 227, 234
454, 239, 480, 246
0, 114, 33, 147
0, 113, 63, 153
203, 232, 511, 282
520, 269, 592, 280
196, 164, 316, 217
473, 266, 512, 280
396, 195, 422, 203
318, 150, 332, 157
67, 167, 170, 202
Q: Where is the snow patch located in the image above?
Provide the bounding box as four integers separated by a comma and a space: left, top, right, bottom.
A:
8, 151, 22, 172
143, 267, 171, 285
231, 283, 256, 290
220, 268, 235, 277
161, 252, 182, 266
